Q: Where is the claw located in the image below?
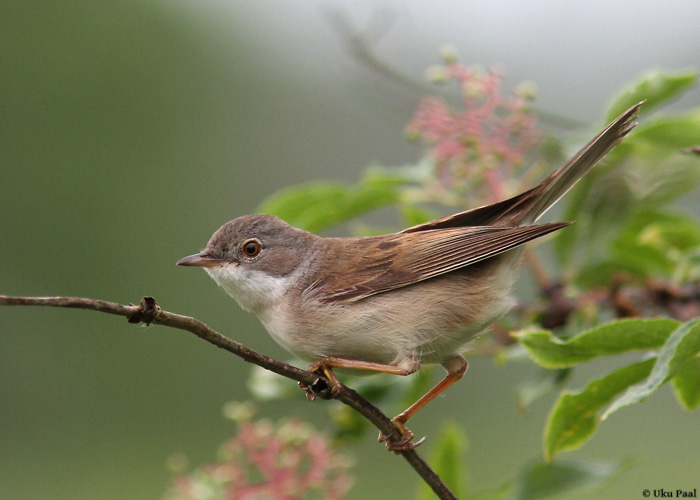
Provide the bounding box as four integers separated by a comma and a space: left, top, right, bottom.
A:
383, 434, 426, 453
378, 418, 426, 452
297, 381, 317, 401
409, 435, 427, 448
298, 360, 343, 401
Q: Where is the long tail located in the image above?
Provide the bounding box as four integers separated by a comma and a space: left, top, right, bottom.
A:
514, 101, 643, 225
402, 101, 643, 233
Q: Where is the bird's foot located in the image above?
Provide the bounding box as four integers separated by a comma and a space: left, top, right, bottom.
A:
298, 359, 343, 401
378, 418, 426, 453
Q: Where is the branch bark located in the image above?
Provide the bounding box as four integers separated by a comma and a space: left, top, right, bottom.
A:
0, 294, 457, 500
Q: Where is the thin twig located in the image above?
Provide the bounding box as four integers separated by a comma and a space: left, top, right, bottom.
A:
0, 294, 458, 500
324, 7, 585, 130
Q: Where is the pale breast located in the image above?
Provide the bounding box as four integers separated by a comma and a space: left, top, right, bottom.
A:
262, 256, 519, 366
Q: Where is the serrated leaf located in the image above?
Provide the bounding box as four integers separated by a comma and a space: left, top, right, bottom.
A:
417, 422, 467, 500
672, 355, 700, 410
510, 458, 632, 500
544, 359, 654, 459
602, 318, 700, 419
605, 69, 698, 123
515, 318, 679, 368
258, 171, 403, 233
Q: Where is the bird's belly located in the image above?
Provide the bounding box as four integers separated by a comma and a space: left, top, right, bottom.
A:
259, 262, 517, 366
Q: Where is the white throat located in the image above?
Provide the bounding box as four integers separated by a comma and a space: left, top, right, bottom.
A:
205, 263, 291, 313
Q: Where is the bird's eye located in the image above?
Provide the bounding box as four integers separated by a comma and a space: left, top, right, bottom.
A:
241, 239, 262, 258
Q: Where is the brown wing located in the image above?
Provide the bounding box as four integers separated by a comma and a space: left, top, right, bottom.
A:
305, 222, 569, 304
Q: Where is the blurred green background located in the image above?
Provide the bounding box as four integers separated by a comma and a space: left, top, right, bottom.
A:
2, 2, 699, 499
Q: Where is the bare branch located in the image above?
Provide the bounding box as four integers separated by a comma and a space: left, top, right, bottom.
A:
0, 294, 457, 500
323, 7, 584, 130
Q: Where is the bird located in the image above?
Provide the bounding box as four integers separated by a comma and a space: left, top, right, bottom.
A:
177, 102, 642, 451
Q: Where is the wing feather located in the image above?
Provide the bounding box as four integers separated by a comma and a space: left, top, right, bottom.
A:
305, 222, 569, 303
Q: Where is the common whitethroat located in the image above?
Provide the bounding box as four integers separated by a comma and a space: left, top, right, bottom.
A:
178, 102, 642, 451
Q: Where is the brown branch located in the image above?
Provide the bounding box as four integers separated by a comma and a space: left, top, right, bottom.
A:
0, 294, 457, 500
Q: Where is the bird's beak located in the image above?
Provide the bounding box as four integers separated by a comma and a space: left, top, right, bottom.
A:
176, 252, 223, 268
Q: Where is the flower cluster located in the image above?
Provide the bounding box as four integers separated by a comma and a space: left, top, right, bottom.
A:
406, 49, 541, 205
167, 409, 352, 500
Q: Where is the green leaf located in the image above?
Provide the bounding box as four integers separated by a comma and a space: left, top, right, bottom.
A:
614, 210, 700, 273
605, 69, 698, 122
544, 359, 654, 459
417, 422, 467, 500
258, 170, 403, 233
605, 114, 700, 208
576, 210, 700, 285
602, 318, 700, 419
629, 112, 700, 150
643, 218, 700, 251
672, 355, 700, 410
510, 458, 633, 500
555, 172, 636, 269
575, 259, 647, 287
514, 318, 679, 368
610, 224, 676, 277
635, 211, 700, 248
555, 110, 700, 266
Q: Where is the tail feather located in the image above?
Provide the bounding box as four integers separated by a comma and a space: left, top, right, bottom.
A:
519, 100, 642, 224
402, 101, 643, 233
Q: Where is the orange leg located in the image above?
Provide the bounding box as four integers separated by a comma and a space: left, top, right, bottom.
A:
395, 355, 468, 426
378, 355, 468, 452
301, 355, 468, 452
301, 356, 420, 398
